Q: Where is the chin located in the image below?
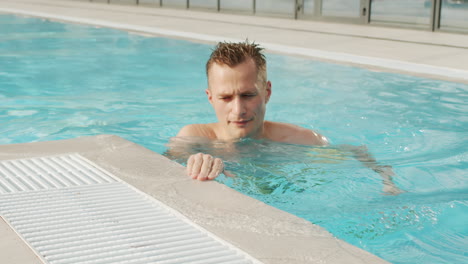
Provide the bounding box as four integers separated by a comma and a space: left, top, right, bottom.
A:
229, 129, 252, 139
233, 133, 250, 139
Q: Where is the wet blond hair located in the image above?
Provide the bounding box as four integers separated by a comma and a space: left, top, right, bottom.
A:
206, 41, 267, 84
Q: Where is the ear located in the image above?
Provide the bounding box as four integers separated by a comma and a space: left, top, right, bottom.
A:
205, 88, 213, 105
265, 81, 272, 104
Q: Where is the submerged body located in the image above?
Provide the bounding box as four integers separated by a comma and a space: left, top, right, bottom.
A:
171, 41, 400, 194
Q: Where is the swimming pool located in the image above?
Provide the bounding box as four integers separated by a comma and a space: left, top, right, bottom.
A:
1, 14, 467, 264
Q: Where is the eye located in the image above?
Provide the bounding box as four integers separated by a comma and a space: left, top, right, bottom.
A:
219, 96, 232, 101
242, 93, 257, 98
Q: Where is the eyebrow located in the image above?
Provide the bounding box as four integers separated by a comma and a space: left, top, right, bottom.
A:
216, 91, 233, 95
217, 87, 257, 95
217, 91, 257, 97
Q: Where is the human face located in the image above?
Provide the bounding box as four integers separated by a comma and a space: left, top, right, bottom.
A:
206, 59, 271, 140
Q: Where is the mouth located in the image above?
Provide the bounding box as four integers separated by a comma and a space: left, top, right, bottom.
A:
230, 118, 252, 127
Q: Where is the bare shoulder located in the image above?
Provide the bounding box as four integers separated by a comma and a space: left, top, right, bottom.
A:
265, 121, 329, 146
176, 123, 216, 139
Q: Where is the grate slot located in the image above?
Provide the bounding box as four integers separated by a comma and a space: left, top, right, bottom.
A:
0, 163, 30, 191
47, 240, 220, 263
41, 233, 207, 256
67, 154, 117, 183
34, 225, 197, 250
69, 244, 230, 264
13, 209, 173, 230
0, 183, 131, 204
2, 161, 44, 190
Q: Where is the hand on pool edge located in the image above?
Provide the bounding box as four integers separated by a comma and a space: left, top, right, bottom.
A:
187, 153, 231, 180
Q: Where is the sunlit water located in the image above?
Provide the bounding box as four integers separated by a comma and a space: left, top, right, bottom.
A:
1, 14, 467, 264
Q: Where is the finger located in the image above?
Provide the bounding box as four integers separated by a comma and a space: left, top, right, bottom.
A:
190, 153, 204, 179
198, 154, 213, 181
223, 170, 236, 178
186, 154, 195, 177
207, 158, 224, 180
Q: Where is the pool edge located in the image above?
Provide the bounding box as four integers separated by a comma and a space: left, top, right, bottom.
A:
0, 135, 390, 264
0, 216, 46, 264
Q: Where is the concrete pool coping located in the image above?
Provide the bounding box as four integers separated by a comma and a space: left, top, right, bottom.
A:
0, 216, 45, 263
1, 0, 468, 83
0, 135, 389, 264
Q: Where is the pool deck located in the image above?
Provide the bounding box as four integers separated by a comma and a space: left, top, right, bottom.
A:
0, 135, 389, 264
1, 0, 468, 83
0, 1, 466, 263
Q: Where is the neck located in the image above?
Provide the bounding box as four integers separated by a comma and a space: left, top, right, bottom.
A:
214, 121, 267, 141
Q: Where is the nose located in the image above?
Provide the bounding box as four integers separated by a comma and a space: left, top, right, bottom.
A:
232, 96, 246, 117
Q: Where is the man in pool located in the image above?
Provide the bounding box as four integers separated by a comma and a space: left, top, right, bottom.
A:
173, 41, 401, 194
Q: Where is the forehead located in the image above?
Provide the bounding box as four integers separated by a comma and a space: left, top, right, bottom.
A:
208, 60, 261, 93
209, 59, 257, 78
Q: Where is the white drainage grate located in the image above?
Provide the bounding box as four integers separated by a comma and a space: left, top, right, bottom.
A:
0, 154, 260, 264
0, 154, 116, 193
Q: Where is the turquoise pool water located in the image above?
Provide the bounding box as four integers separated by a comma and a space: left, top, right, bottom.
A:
1, 14, 467, 263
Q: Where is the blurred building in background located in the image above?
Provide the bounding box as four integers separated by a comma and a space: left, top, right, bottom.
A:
86, 0, 468, 33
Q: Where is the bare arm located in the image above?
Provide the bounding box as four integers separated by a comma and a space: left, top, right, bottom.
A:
293, 126, 402, 194
338, 144, 404, 195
